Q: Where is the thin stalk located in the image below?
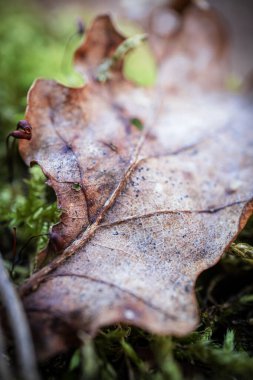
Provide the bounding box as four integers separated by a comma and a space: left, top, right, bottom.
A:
0, 252, 40, 380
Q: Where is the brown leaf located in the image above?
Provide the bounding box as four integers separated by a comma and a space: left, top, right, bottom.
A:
19, 10, 253, 360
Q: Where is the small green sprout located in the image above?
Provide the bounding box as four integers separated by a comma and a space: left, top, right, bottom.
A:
96, 33, 147, 82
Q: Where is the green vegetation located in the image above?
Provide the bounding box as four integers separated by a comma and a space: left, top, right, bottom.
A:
0, 1, 253, 379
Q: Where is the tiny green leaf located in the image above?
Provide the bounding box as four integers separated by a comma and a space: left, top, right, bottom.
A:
130, 117, 144, 130
72, 183, 82, 191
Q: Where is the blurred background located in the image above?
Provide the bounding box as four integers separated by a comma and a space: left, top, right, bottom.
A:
0, 0, 253, 135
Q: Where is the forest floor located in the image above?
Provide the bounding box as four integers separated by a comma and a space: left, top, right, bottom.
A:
0, 1, 253, 379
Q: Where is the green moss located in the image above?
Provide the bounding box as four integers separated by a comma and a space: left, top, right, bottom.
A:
0, 165, 60, 279
0, 0, 83, 135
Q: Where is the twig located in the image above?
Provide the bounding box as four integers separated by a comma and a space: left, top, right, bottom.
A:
10, 227, 17, 276
5, 136, 16, 183
6, 120, 32, 183
11, 233, 49, 276
0, 253, 40, 380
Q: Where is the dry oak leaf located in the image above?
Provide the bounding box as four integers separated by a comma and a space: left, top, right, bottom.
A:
19, 12, 253, 359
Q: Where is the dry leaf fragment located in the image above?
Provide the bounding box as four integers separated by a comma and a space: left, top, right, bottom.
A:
19, 11, 253, 359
